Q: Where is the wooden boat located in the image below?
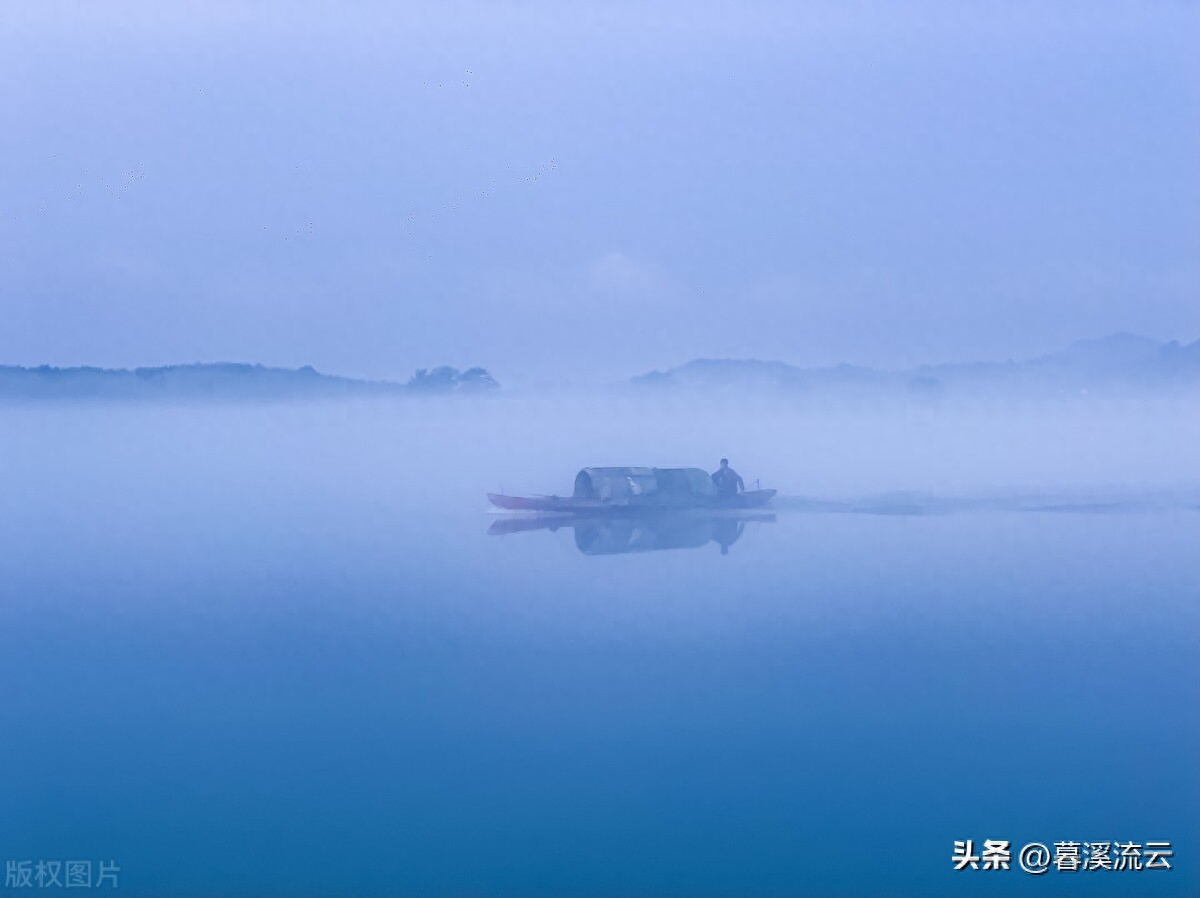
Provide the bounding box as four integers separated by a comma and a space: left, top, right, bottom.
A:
488, 466, 776, 513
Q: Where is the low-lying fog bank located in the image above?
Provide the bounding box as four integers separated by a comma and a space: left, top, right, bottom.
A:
3, 395, 1196, 513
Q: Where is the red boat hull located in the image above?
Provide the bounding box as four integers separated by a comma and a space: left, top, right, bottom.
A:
488, 489, 777, 513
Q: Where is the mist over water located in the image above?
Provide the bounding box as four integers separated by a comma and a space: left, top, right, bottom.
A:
2, 396, 1197, 896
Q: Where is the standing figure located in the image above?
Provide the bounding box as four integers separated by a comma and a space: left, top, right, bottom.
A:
711, 457, 744, 498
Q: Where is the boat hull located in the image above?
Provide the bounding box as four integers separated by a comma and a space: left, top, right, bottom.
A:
488, 489, 777, 513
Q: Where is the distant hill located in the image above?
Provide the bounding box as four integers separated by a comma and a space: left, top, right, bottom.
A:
632, 334, 1200, 398
0, 363, 500, 401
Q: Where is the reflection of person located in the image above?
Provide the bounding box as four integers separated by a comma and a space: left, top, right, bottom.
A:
712, 519, 745, 555
711, 458, 744, 498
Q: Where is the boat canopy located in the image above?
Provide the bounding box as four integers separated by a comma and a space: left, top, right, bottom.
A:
653, 467, 717, 498
573, 466, 717, 502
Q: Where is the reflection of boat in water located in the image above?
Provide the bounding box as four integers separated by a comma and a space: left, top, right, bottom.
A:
488, 466, 776, 513
488, 509, 776, 555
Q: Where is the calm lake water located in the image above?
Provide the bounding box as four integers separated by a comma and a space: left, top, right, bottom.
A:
2, 399, 1197, 896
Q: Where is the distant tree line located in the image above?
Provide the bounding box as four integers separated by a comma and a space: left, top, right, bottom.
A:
406, 366, 499, 393
0, 362, 502, 401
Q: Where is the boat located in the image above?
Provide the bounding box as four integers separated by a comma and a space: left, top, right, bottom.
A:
487, 466, 776, 513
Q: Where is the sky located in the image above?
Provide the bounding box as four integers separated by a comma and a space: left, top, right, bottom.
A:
1, 0, 1198, 386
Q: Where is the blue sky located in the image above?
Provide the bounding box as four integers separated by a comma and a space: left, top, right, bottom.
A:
2, 1, 1197, 384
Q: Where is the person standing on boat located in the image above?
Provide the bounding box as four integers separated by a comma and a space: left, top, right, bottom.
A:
712, 458, 744, 498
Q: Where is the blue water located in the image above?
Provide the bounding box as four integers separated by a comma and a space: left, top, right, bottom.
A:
2, 402, 1196, 896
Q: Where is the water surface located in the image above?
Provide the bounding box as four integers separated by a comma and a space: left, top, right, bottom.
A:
2, 398, 1196, 896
